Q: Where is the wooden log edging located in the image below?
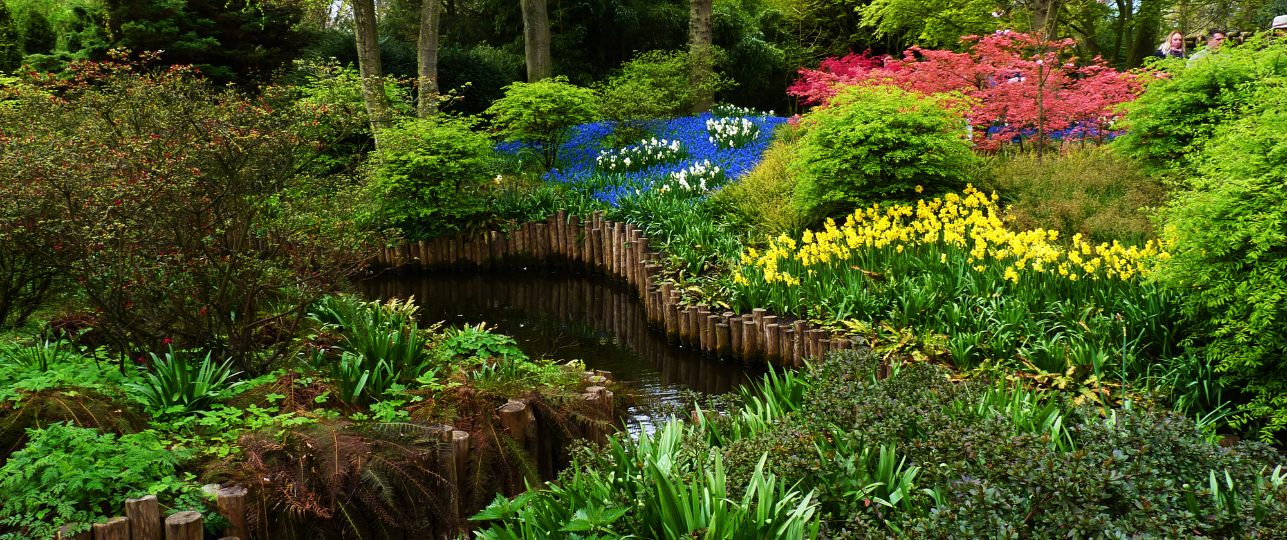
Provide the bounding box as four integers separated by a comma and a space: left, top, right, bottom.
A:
56, 490, 249, 540
376, 211, 868, 366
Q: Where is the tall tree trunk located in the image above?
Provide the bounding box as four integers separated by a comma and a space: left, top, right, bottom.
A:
1028, 0, 1064, 38
353, 0, 392, 143
417, 0, 441, 118
521, 0, 552, 81
1126, 0, 1166, 68
689, 0, 713, 114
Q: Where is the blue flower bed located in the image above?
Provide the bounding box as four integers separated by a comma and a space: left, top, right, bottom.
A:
499, 113, 787, 206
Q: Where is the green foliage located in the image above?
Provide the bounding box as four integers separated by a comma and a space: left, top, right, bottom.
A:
307, 295, 435, 404
0, 55, 385, 374
712, 135, 814, 237
596, 50, 729, 141
440, 322, 527, 361
982, 146, 1165, 246
0, 341, 139, 403
793, 85, 977, 217
1155, 79, 1287, 441
1117, 39, 1287, 174
472, 421, 821, 540
0, 2, 19, 72
486, 76, 598, 169
376, 116, 496, 238
125, 346, 242, 418
0, 423, 202, 540
858, 0, 1002, 50
21, 7, 54, 55
91, 0, 306, 86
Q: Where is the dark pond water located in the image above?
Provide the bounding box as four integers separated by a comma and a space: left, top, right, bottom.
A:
358, 270, 764, 431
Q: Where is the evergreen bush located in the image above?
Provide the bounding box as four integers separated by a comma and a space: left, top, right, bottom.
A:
792, 85, 977, 218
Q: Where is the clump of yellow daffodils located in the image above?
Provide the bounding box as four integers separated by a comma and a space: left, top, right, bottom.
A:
736, 186, 1166, 285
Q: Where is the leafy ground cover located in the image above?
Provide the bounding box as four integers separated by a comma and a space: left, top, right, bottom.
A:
473, 351, 1287, 539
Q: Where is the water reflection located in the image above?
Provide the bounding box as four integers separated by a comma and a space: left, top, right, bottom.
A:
358, 271, 764, 431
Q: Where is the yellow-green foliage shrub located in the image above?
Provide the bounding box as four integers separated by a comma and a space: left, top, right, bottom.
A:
981, 147, 1164, 246
713, 136, 814, 237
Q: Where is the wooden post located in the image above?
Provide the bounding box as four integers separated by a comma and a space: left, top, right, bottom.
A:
730, 316, 743, 361
556, 210, 568, 263
716, 323, 731, 358
453, 430, 470, 489
781, 328, 794, 365
125, 495, 160, 540
742, 318, 758, 362
215, 486, 248, 540
685, 306, 701, 349
583, 385, 615, 443
706, 315, 720, 355
793, 320, 806, 367
678, 308, 691, 348
765, 324, 780, 365
163, 511, 202, 540
807, 330, 823, 363
497, 400, 539, 479
93, 517, 129, 540
664, 293, 680, 344
836, 338, 851, 350
440, 428, 460, 523
696, 304, 711, 351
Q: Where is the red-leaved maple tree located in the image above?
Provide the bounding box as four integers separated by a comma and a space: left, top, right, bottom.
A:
788, 33, 1146, 151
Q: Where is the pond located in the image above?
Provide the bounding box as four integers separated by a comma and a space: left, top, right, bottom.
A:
359, 270, 765, 432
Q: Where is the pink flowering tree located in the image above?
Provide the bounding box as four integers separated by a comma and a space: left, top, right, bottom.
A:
788, 33, 1146, 152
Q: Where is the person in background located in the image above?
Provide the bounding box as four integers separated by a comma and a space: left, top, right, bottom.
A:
1154, 30, 1188, 59
1187, 30, 1227, 67
1273, 15, 1287, 37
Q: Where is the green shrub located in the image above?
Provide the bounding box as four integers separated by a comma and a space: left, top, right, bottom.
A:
485, 76, 598, 169
792, 85, 977, 218
0, 424, 203, 539
22, 8, 55, 55
596, 50, 730, 143
0, 2, 20, 73
1116, 38, 1287, 174
1156, 83, 1287, 441
376, 115, 495, 238
981, 146, 1165, 246
712, 136, 814, 236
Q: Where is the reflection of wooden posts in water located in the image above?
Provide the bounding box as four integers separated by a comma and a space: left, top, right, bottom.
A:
382, 214, 867, 373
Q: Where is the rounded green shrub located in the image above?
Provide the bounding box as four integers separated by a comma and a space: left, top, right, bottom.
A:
485, 76, 597, 169
375, 116, 495, 238
792, 84, 977, 218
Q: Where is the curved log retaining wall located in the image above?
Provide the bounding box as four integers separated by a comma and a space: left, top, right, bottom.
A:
373, 210, 868, 367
